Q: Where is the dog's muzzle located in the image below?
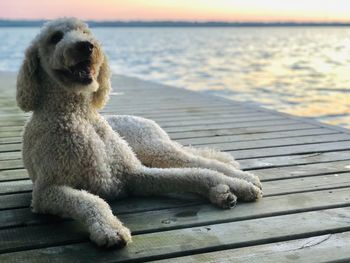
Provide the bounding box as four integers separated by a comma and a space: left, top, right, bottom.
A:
55, 41, 96, 85
56, 60, 94, 85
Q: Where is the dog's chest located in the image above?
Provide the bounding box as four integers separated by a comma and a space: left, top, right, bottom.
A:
90, 122, 140, 173
65, 123, 129, 197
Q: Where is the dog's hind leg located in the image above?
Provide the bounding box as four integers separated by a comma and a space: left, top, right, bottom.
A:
128, 166, 262, 208
182, 146, 240, 169
108, 115, 260, 188
31, 184, 132, 247
143, 141, 261, 189
107, 115, 239, 167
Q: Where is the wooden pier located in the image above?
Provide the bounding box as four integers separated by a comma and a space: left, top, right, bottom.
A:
0, 73, 350, 262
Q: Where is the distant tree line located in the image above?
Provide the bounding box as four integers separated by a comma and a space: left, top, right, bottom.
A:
1, 20, 350, 27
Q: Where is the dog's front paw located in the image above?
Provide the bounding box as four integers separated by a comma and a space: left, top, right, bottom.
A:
244, 171, 263, 190
89, 219, 132, 248
238, 183, 263, 202
224, 177, 263, 202
229, 170, 262, 190
229, 159, 241, 169
209, 184, 237, 209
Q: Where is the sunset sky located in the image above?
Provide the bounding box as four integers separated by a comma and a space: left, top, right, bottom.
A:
1, 0, 350, 22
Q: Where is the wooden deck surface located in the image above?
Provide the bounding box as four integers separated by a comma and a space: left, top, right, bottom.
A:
1, 73, 350, 262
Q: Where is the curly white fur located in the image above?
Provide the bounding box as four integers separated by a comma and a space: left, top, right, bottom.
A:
17, 18, 262, 248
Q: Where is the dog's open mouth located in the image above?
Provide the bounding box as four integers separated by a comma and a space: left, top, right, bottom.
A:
57, 60, 95, 85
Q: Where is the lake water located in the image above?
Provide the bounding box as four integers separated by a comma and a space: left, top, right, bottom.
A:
1, 26, 350, 128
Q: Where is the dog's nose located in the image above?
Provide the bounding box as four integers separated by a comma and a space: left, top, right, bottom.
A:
76, 41, 94, 56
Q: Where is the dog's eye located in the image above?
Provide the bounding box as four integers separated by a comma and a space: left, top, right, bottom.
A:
50, 31, 64, 45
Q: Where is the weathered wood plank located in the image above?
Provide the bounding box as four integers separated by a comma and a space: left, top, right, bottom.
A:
164, 119, 293, 133
0, 169, 27, 182
103, 106, 249, 116
0, 131, 23, 138
231, 141, 350, 159
151, 232, 350, 263
0, 126, 22, 132
143, 111, 263, 122
106, 97, 229, 106
0, 207, 349, 261
263, 173, 350, 196
0, 192, 31, 210
102, 104, 245, 115
109, 108, 255, 118
0, 120, 25, 127
3, 177, 138, 194
169, 123, 316, 139
0, 144, 21, 154
196, 133, 350, 151
0, 180, 32, 195
154, 115, 283, 128
0, 137, 22, 144
241, 151, 350, 170
253, 160, 350, 180
0, 159, 23, 170
108, 95, 223, 104
0, 151, 21, 161
177, 128, 337, 145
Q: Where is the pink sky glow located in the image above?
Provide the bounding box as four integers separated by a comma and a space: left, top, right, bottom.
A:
1, 0, 350, 22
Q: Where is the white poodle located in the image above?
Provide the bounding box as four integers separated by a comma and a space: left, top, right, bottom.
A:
16, 18, 262, 248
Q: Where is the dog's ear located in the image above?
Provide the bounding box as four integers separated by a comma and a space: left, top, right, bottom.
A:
92, 53, 111, 109
16, 42, 41, 112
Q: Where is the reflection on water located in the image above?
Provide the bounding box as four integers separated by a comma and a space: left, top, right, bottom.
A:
1, 27, 350, 127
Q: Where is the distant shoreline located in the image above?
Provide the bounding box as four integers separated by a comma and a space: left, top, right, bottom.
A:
1, 20, 350, 27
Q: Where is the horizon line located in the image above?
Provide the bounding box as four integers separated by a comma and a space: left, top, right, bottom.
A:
1, 19, 350, 27
2, 18, 350, 23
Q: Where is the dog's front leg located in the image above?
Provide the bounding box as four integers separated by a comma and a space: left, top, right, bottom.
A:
127, 166, 262, 209
31, 184, 131, 247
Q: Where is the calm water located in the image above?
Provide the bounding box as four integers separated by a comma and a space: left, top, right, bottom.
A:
1, 27, 350, 127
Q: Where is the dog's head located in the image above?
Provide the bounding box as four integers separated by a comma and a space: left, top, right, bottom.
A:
16, 18, 111, 112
